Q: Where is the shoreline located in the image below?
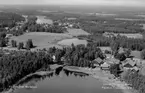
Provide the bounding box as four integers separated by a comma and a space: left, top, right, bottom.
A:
2, 65, 138, 93
64, 66, 138, 93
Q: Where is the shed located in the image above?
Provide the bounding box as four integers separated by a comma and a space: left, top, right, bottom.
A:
93, 58, 104, 66
100, 62, 110, 70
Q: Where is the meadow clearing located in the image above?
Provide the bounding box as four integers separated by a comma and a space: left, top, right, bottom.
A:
9, 28, 90, 50
114, 33, 143, 39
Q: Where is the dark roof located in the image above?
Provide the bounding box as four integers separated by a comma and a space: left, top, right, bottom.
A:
124, 63, 133, 68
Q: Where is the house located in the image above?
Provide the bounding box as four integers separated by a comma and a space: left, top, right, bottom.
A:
100, 62, 110, 70
124, 63, 134, 68
93, 58, 104, 67
52, 55, 56, 62
132, 66, 139, 72
123, 60, 137, 70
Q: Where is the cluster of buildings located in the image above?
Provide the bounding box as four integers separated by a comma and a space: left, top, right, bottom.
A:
93, 50, 143, 73
54, 18, 80, 29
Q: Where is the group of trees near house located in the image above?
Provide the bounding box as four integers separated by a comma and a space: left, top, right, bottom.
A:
109, 64, 122, 77
0, 51, 53, 92
0, 12, 25, 28
11, 39, 34, 50
122, 70, 145, 93
50, 43, 105, 67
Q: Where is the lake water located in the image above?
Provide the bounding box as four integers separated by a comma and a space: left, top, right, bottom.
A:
57, 38, 88, 46
36, 16, 53, 24
143, 24, 145, 30
13, 68, 122, 93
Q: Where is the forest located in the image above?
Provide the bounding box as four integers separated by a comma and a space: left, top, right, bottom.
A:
80, 34, 145, 51
0, 12, 25, 28
0, 51, 53, 92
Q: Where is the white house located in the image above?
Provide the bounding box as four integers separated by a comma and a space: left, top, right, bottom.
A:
52, 55, 56, 62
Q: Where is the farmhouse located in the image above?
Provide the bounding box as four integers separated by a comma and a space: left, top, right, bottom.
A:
93, 57, 104, 67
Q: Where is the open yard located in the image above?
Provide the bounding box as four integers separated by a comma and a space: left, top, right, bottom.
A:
131, 51, 141, 59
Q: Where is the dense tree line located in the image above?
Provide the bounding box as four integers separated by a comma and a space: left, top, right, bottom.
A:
47, 43, 105, 67
0, 51, 53, 92
79, 17, 145, 34
50, 44, 105, 67
85, 35, 145, 51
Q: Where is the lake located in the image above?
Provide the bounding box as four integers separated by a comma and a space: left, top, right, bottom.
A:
57, 38, 88, 46
13, 68, 122, 93
143, 24, 145, 30
36, 16, 53, 24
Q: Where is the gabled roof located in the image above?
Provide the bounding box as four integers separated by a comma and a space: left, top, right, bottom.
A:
101, 62, 110, 68
94, 58, 103, 64
128, 61, 136, 67
124, 63, 133, 68
132, 66, 139, 71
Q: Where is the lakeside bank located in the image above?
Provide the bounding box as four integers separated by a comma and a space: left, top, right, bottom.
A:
3, 65, 138, 93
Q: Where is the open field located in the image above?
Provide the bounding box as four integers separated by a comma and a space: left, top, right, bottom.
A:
9, 28, 90, 50
10, 32, 73, 50
113, 33, 143, 39
67, 28, 90, 36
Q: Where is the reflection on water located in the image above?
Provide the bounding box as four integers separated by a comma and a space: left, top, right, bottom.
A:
14, 67, 122, 93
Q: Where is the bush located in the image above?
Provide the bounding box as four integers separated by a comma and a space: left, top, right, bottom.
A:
11, 40, 17, 47
25, 39, 34, 50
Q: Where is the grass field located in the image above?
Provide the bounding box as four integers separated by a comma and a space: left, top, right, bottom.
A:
10, 32, 72, 50
9, 28, 90, 50
67, 28, 90, 36
114, 33, 143, 39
